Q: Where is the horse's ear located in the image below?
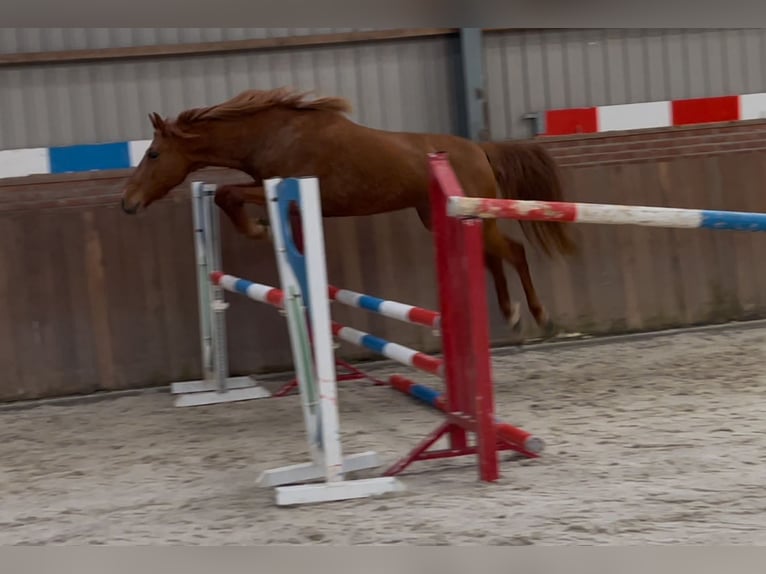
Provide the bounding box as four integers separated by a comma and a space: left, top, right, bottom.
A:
149, 112, 166, 134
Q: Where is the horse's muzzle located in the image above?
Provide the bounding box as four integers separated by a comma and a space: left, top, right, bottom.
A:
121, 197, 139, 215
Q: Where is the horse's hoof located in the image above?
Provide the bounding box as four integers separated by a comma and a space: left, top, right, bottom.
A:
509, 303, 522, 330
247, 221, 271, 241
508, 303, 524, 345
539, 318, 559, 340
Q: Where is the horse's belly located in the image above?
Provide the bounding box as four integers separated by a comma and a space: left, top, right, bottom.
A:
317, 176, 424, 217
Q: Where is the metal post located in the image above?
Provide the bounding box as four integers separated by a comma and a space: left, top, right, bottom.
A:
457, 28, 489, 141
202, 183, 229, 394
191, 182, 214, 381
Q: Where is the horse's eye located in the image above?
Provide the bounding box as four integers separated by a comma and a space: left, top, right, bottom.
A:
147, 150, 159, 159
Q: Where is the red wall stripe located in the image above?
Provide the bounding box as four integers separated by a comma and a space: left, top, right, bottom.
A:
671, 95, 740, 126
545, 107, 598, 136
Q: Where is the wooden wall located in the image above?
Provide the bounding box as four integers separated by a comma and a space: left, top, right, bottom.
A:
2, 120, 766, 402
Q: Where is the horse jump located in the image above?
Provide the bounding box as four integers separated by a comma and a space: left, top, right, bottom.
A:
272, 172, 545, 481
206, 215, 544, 461
170, 183, 448, 407
275, 214, 545, 467
187, 167, 545, 491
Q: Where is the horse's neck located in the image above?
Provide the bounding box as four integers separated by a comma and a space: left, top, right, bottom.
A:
193, 115, 285, 178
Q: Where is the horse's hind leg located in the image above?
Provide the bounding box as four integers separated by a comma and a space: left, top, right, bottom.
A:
482, 220, 557, 339
416, 204, 522, 339
214, 183, 270, 240
485, 252, 522, 338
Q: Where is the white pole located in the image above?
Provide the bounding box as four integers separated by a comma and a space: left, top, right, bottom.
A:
264, 178, 323, 466
299, 178, 344, 483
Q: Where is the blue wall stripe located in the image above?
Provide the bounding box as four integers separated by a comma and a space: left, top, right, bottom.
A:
48, 142, 131, 174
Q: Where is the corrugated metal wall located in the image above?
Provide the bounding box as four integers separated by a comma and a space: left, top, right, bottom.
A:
0, 34, 458, 150
0, 28, 371, 53
485, 28, 766, 139
4, 28, 766, 147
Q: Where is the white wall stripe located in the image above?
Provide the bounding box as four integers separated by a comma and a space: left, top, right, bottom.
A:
0, 148, 50, 179
128, 140, 152, 167
597, 101, 672, 132
739, 93, 766, 120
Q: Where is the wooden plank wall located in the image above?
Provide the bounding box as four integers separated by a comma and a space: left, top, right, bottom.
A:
2, 121, 766, 402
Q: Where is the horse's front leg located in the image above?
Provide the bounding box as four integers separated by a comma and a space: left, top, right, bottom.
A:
214, 183, 271, 240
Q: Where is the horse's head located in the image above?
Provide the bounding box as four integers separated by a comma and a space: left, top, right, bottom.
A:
120, 113, 198, 215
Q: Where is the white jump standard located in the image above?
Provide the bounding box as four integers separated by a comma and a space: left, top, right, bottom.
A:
169, 182, 272, 407
194, 176, 404, 505
261, 176, 404, 505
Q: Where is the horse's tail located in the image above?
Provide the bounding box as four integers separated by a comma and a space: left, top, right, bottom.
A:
479, 139, 577, 257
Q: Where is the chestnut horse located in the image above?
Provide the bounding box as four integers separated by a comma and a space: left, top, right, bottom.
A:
120, 87, 576, 337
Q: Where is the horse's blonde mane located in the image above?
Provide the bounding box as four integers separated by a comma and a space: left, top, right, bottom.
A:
174, 87, 351, 128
